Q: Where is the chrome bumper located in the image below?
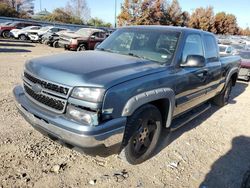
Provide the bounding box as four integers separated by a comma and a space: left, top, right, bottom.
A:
13, 85, 126, 148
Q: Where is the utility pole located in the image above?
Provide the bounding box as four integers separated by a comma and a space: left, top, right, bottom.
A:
114, 0, 117, 28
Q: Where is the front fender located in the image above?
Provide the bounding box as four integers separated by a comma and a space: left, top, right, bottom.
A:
121, 88, 175, 128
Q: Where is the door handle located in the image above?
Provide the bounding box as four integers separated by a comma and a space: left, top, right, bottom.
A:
197, 69, 208, 82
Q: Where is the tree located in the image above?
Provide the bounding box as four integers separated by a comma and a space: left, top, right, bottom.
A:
117, 0, 142, 26
42, 8, 83, 24
65, 0, 90, 23
164, 0, 188, 26
87, 17, 112, 27
189, 6, 216, 33
214, 12, 239, 35
0, 3, 19, 17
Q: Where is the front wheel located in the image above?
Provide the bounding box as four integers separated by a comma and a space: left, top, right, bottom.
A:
213, 79, 233, 107
120, 104, 162, 165
77, 44, 86, 51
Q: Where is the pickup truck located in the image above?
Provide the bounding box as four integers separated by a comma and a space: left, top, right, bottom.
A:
58, 28, 106, 51
13, 26, 241, 165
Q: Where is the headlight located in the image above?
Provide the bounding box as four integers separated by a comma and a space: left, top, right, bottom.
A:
67, 105, 98, 126
71, 87, 105, 102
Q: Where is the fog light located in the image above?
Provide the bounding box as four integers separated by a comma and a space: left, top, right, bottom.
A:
67, 105, 98, 126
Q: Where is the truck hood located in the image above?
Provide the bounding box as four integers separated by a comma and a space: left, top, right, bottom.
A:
61, 32, 88, 40
25, 51, 165, 88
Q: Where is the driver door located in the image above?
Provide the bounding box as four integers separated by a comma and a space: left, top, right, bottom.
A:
174, 34, 209, 116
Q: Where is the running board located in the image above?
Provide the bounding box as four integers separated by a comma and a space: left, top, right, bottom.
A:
170, 103, 211, 131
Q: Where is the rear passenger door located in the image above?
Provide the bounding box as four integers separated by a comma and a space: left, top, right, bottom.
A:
203, 34, 222, 96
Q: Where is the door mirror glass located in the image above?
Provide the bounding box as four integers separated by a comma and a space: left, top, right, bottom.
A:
181, 55, 205, 68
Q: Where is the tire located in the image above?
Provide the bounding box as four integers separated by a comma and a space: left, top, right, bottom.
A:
19, 34, 27, 41
53, 41, 59, 48
213, 79, 233, 107
77, 44, 86, 51
2, 30, 10, 38
120, 104, 162, 165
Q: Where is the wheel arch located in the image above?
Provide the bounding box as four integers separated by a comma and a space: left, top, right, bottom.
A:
121, 88, 175, 128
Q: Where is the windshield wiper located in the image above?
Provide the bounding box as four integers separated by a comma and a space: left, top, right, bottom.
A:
97, 48, 114, 53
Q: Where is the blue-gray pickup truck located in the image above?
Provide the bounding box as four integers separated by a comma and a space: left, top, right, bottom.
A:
13, 26, 241, 164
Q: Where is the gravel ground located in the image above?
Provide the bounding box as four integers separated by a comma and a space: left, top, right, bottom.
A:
0, 39, 250, 188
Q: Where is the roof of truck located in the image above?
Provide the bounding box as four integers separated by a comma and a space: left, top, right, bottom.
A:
121, 25, 214, 35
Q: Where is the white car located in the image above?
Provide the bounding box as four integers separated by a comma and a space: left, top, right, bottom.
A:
10, 25, 41, 40
28, 26, 67, 42
219, 44, 237, 56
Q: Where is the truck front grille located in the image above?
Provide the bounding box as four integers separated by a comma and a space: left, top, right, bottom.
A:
23, 71, 71, 113
24, 72, 69, 96
24, 85, 65, 111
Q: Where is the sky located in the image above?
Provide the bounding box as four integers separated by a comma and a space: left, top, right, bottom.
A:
34, 0, 250, 28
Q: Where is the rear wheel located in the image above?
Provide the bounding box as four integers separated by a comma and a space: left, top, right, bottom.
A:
120, 104, 162, 165
213, 79, 233, 107
2, 30, 10, 38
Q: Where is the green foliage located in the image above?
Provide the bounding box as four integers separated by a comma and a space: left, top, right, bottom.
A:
41, 8, 83, 24
0, 3, 19, 17
87, 17, 112, 27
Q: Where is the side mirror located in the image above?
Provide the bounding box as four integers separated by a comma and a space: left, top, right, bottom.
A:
90, 35, 95, 39
181, 55, 205, 68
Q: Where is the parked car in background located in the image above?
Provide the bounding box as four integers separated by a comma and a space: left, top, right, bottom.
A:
43, 30, 73, 48
0, 22, 12, 26
238, 50, 250, 81
10, 25, 42, 40
28, 26, 67, 42
219, 44, 237, 56
13, 26, 241, 164
59, 28, 106, 51
0, 22, 36, 38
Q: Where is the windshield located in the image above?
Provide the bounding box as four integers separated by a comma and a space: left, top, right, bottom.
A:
39, 26, 51, 31
97, 28, 180, 64
239, 52, 250, 59
231, 44, 245, 50
75, 28, 93, 37
219, 46, 227, 52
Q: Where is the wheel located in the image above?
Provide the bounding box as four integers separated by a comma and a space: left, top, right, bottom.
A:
2, 30, 10, 38
19, 34, 27, 41
53, 41, 59, 48
213, 79, 233, 107
44, 40, 49, 45
120, 104, 162, 165
77, 45, 86, 51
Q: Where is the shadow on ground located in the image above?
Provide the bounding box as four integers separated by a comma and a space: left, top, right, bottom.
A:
0, 43, 35, 47
0, 48, 31, 53
0, 39, 32, 43
153, 81, 248, 157
200, 136, 250, 188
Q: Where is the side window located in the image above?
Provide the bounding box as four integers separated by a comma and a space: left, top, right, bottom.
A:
204, 35, 218, 60
182, 34, 204, 63
226, 47, 232, 53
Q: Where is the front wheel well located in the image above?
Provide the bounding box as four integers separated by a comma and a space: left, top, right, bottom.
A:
150, 99, 170, 127
231, 72, 238, 86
